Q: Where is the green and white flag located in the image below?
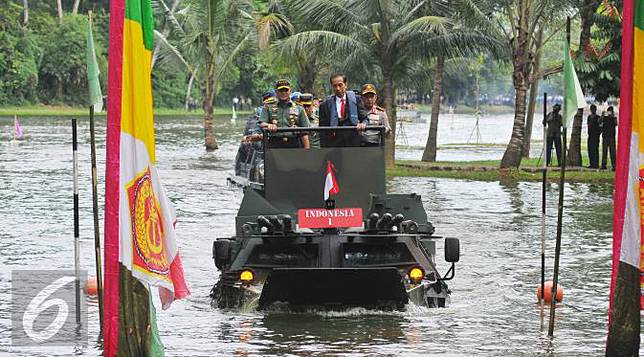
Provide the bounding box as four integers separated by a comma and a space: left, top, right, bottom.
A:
86, 14, 103, 112
563, 43, 586, 127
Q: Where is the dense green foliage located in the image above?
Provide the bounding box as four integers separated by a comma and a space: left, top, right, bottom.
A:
0, 0, 623, 110
0, 3, 38, 105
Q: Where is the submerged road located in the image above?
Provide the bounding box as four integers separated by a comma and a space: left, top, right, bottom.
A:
0, 115, 621, 355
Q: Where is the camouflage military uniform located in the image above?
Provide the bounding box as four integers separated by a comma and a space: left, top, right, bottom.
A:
259, 100, 310, 148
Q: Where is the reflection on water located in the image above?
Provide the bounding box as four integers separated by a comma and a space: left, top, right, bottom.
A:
0, 115, 622, 356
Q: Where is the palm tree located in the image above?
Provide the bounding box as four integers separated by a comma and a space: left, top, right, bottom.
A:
278, 0, 498, 167
156, 0, 251, 151
421, 54, 444, 162
154, 0, 290, 151
488, 0, 573, 168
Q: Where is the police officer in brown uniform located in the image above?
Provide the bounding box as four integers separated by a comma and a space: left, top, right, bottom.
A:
259, 79, 310, 149
360, 84, 391, 146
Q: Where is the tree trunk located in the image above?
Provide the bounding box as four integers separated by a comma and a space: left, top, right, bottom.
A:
203, 67, 218, 151
422, 55, 444, 162
382, 66, 396, 168
72, 0, 80, 14
566, 109, 583, 166
57, 0, 63, 23
501, 84, 528, 168
500, 0, 532, 168
523, 79, 539, 157
22, 0, 28, 25
185, 72, 195, 110
297, 60, 316, 93
522, 26, 544, 158
579, 0, 600, 50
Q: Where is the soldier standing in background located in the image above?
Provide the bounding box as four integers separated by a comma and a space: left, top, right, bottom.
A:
544, 103, 563, 166
586, 104, 601, 168
299, 93, 320, 148
601, 106, 617, 171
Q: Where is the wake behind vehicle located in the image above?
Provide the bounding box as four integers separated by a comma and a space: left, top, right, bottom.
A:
213, 126, 460, 310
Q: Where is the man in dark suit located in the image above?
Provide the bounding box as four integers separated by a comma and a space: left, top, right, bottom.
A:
318, 74, 367, 147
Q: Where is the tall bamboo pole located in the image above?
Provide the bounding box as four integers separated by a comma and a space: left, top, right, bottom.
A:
89, 104, 104, 336
547, 18, 570, 337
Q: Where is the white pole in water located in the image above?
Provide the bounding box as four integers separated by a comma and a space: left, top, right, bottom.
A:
72, 118, 81, 325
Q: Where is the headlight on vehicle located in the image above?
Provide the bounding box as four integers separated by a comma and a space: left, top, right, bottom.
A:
239, 269, 255, 284
407, 266, 425, 284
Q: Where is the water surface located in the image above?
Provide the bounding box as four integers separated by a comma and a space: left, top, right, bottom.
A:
0, 115, 620, 356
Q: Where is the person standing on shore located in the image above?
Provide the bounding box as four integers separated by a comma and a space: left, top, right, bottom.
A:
601, 106, 617, 171
544, 103, 563, 166
586, 104, 601, 168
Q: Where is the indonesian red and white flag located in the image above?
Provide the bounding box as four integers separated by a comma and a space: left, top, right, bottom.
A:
324, 160, 339, 201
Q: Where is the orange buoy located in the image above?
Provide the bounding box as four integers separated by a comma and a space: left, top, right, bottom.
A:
536, 281, 563, 303
84, 277, 98, 296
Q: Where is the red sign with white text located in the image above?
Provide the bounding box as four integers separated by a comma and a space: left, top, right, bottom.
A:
297, 208, 363, 228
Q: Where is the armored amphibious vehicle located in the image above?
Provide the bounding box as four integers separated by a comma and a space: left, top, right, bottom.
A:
213, 126, 460, 310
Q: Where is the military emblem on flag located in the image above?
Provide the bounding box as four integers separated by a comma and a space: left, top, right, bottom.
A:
103, 0, 190, 355
324, 160, 339, 201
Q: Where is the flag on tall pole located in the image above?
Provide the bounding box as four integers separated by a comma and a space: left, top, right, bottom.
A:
606, 0, 642, 354
562, 42, 586, 128
104, 0, 190, 356
86, 11, 102, 113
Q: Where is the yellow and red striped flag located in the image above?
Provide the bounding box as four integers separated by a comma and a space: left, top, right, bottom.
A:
606, 0, 642, 354
104, 0, 190, 355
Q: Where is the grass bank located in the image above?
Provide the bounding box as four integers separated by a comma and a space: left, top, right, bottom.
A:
388, 159, 614, 183
0, 105, 252, 117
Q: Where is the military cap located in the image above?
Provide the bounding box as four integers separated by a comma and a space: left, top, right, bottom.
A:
290, 91, 302, 102
262, 89, 276, 103
299, 93, 314, 105
274, 79, 291, 90
361, 83, 377, 95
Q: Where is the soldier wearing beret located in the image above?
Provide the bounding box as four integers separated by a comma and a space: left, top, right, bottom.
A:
259, 79, 311, 149
299, 93, 320, 148
360, 84, 391, 146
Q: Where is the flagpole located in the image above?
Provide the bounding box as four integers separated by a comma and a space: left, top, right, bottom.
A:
72, 118, 81, 325
548, 18, 570, 337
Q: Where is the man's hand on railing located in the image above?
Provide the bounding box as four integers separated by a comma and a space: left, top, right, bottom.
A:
356, 123, 366, 131
260, 122, 278, 133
